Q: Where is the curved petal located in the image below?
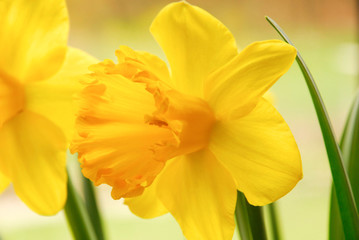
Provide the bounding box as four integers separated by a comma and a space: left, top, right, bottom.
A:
209, 99, 302, 206
25, 47, 97, 140
0, 171, 10, 193
205, 40, 296, 119
157, 150, 237, 240
124, 163, 169, 219
0, 0, 69, 82
0, 111, 67, 215
150, 1, 238, 97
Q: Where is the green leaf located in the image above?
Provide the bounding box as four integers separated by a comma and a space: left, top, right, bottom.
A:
265, 16, 359, 239
341, 91, 359, 214
329, 91, 359, 239
329, 189, 343, 240
64, 171, 97, 240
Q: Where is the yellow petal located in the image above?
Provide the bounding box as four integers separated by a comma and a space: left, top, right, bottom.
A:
124, 165, 169, 219
0, 0, 68, 82
150, 1, 238, 97
209, 99, 302, 206
0, 171, 10, 193
25, 47, 97, 140
0, 111, 67, 215
205, 40, 296, 119
157, 150, 237, 240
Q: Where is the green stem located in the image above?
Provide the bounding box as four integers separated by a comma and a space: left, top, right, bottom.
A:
267, 203, 282, 240
266, 17, 359, 239
235, 191, 267, 240
64, 172, 97, 240
247, 204, 267, 240
235, 191, 253, 240
83, 177, 105, 240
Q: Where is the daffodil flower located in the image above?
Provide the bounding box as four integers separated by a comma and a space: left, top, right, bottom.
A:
71, 1, 302, 239
0, 0, 96, 215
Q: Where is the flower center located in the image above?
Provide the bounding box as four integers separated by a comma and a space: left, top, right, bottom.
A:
0, 70, 24, 127
145, 84, 216, 160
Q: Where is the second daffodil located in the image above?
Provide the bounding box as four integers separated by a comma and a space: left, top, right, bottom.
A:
71, 1, 302, 239
0, 0, 96, 215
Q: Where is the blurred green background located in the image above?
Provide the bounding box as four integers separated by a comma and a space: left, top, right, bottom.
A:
0, 0, 358, 239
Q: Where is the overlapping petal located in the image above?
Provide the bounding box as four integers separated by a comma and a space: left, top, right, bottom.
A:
209, 99, 302, 206
205, 40, 296, 119
156, 150, 237, 240
0, 0, 69, 82
150, 1, 238, 97
0, 111, 67, 215
0, 70, 24, 128
24, 48, 97, 140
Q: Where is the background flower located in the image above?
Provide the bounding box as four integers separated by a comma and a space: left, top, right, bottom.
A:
0, 0, 96, 215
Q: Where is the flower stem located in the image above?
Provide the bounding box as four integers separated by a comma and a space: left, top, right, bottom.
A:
266, 16, 359, 239
83, 177, 105, 240
235, 191, 267, 240
64, 172, 97, 240
235, 191, 253, 240
247, 204, 267, 240
267, 203, 282, 240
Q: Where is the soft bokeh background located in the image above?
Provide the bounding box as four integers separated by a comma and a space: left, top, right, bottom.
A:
0, 0, 358, 239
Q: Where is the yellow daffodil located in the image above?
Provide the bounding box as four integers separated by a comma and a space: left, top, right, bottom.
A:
71, 1, 302, 239
0, 0, 96, 215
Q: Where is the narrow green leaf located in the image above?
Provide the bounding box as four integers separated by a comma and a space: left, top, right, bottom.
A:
83, 177, 105, 240
342, 91, 359, 212
64, 171, 97, 240
329, 188, 344, 240
329, 91, 359, 239
235, 191, 267, 240
266, 16, 359, 239
328, 98, 353, 240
